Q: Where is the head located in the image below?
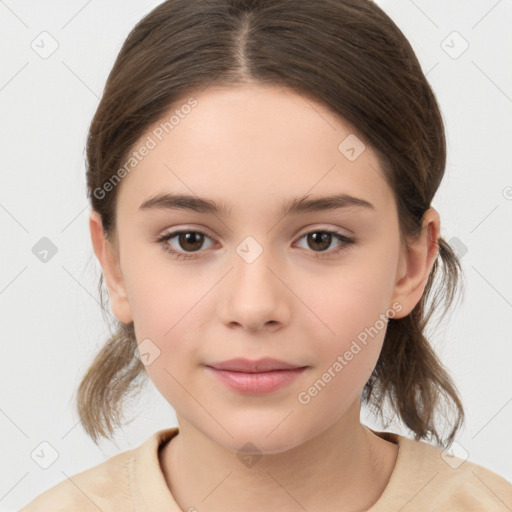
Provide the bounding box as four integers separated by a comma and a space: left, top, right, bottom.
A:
79, 0, 465, 450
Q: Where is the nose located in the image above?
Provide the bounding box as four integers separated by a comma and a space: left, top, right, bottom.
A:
217, 242, 292, 333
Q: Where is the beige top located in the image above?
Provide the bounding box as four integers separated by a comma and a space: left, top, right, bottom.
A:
19, 427, 512, 511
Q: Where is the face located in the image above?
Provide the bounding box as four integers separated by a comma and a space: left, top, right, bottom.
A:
92, 84, 429, 454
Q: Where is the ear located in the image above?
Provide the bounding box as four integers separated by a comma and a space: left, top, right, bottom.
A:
390, 207, 440, 318
89, 210, 133, 324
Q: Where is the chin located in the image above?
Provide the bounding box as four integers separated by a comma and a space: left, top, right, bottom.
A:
214, 421, 315, 456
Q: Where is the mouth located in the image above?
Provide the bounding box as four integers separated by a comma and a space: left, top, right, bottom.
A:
205, 357, 306, 373
204, 358, 308, 394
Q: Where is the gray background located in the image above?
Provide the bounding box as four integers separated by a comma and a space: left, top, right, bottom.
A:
1, 0, 511, 509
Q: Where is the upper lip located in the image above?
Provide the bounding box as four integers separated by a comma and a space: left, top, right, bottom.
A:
206, 358, 306, 373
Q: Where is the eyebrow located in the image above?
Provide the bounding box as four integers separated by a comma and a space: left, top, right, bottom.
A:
139, 192, 375, 217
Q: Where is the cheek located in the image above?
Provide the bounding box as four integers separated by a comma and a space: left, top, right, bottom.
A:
120, 248, 209, 386
295, 281, 391, 424
125, 261, 208, 406
303, 256, 396, 346
295, 252, 397, 396
122, 242, 208, 336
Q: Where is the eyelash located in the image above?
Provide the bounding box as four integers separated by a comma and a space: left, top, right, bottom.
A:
156, 228, 356, 260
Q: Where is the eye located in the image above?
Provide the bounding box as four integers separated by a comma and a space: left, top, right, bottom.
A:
294, 229, 355, 258
156, 228, 355, 260
156, 229, 215, 259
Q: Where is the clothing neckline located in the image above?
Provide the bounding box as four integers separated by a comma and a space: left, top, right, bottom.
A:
131, 426, 412, 511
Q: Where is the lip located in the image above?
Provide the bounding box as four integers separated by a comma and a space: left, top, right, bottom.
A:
205, 358, 308, 394
206, 357, 304, 372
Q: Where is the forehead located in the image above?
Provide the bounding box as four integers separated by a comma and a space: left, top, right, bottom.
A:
116, 84, 394, 218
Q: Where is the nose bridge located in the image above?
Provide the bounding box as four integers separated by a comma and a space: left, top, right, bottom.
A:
218, 232, 290, 329
232, 233, 281, 294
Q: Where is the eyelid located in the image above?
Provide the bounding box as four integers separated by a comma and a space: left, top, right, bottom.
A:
158, 224, 217, 240
156, 223, 355, 260
295, 223, 353, 238
158, 223, 352, 243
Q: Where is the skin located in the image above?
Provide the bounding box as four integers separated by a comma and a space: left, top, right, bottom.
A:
90, 84, 440, 511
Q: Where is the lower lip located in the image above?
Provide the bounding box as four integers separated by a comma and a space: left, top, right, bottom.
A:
206, 366, 307, 394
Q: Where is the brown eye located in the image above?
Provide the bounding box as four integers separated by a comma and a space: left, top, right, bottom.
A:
306, 232, 332, 252
157, 229, 214, 259
175, 232, 205, 252
295, 229, 355, 258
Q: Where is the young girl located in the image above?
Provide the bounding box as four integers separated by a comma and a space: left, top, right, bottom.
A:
20, 0, 512, 510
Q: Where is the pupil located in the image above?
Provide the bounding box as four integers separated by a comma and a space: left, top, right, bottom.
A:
180, 232, 203, 251
309, 232, 330, 251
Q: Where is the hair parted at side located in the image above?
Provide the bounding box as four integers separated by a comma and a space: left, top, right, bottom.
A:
78, 0, 465, 447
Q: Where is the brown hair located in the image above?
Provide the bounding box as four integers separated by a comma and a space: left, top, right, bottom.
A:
78, 0, 465, 447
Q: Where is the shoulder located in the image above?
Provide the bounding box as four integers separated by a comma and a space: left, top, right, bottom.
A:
18, 448, 134, 511
17, 428, 178, 511
377, 431, 512, 511
421, 443, 512, 510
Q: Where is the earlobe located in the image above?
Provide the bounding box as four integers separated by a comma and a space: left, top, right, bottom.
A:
390, 208, 441, 318
89, 210, 133, 324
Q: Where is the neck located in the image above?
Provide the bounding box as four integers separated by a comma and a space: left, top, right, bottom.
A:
159, 399, 398, 512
